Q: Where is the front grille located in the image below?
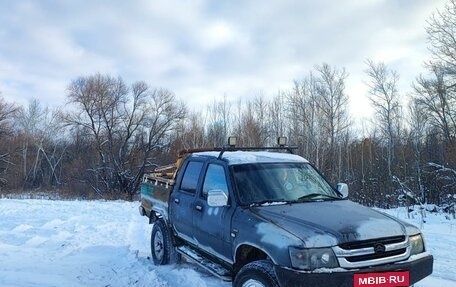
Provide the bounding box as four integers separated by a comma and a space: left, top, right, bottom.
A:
339, 236, 406, 250
333, 236, 410, 269
345, 248, 407, 263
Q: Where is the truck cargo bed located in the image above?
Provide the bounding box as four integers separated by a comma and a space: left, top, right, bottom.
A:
139, 174, 174, 222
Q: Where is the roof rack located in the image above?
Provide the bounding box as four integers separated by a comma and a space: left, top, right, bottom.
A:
177, 136, 298, 160
178, 146, 297, 157
216, 146, 297, 159
148, 137, 297, 182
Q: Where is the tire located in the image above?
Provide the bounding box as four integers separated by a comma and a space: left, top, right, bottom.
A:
151, 219, 180, 265
234, 260, 280, 287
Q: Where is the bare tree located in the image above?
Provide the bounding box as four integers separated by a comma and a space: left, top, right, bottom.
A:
365, 59, 402, 180
232, 98, 266, 147
268, 91, 287, 143
286, 74, 323, 167
206, 95, 231, 147
315, 63, 350, 181
408, 98, 429, 202
284, 65, 350, 182
16, 99, 47, 186
65, 74, 186, 200
422, 0, 456, 146
2, 97, 67, 191
426, 162, 456, 207
426, 0, 456, 79
252, 94, 270, 146
0, 94, 17, 137
0, 94, 18, 188
66, 74, 127, 197
172, 111, 207, 150
414, 66, 456, 143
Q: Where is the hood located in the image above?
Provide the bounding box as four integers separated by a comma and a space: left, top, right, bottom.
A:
251, 200, 410, 248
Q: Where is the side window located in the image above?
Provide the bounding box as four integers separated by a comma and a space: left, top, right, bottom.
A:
180, 161, 204, 193
202, 164, 228, 198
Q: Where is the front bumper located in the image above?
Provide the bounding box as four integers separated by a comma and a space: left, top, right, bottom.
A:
275, 254, 433, 287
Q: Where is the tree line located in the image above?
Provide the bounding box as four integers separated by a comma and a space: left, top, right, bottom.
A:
1, 1, 456, 208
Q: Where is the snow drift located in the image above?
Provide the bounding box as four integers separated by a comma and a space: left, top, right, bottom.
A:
0, 199, 454, 286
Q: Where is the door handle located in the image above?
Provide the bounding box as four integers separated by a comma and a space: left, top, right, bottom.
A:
174, 198, 180, 204
195, 205, 203, 211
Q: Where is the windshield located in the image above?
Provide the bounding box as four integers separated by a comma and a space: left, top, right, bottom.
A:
232, 163, 339, 205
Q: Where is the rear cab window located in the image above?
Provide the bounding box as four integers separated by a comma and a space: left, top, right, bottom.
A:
180, 161, 204, 193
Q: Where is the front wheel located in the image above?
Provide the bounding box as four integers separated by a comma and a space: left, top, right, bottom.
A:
151, 219, 180, 265
234, 260, 279, 287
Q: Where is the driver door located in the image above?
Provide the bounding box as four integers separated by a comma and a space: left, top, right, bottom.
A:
192, 163, 234, 262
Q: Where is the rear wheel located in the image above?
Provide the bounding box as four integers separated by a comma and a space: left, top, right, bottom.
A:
151, 219, 180, 265
234, 260, 279, 287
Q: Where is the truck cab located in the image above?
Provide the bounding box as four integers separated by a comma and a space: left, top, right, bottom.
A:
140, 145, 433, 287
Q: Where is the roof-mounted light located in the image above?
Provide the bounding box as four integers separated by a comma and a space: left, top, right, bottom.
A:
277, 136, 288, 147
228, 136, 237, 147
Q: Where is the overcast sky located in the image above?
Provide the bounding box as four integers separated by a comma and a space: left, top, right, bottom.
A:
0, 0, 448, 121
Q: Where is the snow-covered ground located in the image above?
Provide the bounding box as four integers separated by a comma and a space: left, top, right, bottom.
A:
0, 199, 454, 287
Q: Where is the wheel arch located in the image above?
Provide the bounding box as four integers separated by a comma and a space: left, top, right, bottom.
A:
234, 243, 277, 274
148, 210, 166, 224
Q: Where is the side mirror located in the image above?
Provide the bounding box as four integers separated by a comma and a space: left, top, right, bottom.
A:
207, 190, 228, 207
337, 183, 349, 199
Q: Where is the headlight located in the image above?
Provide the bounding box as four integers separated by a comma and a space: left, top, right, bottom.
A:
409, 234, 425, 255
289, 247, 338, 270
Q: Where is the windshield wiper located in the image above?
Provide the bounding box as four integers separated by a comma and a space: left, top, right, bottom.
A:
250, 199, 290, 206
295, 193, 340, 201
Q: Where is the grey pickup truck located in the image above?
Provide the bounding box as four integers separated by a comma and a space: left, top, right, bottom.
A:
139, 141, 433, 287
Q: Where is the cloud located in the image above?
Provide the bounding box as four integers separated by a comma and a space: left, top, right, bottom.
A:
0, 0, 449, 119
200, 21, 237, 50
